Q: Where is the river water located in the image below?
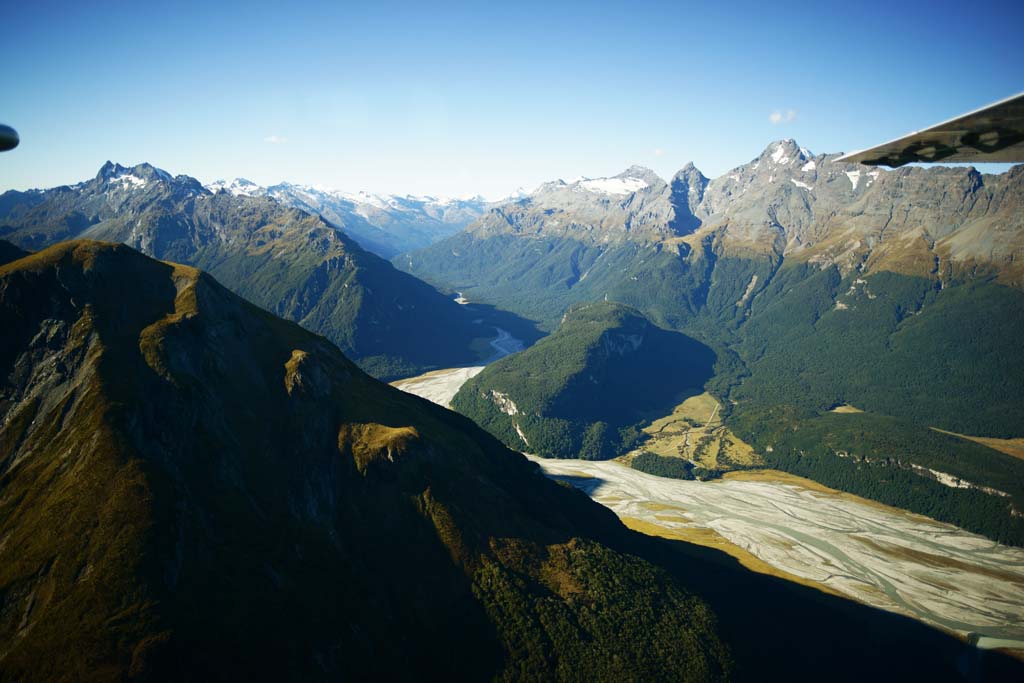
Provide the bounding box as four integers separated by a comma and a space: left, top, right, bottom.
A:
391, 327, 523, 408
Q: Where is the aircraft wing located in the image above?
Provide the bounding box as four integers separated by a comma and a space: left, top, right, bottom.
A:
837, 92, 1024, 167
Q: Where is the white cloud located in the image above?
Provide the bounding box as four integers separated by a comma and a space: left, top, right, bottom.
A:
653, 148, 665, 157
769, 109, 798, 125
264, 135, 289, 144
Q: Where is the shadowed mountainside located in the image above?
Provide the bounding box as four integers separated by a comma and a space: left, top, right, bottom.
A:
0, 241, 730, 681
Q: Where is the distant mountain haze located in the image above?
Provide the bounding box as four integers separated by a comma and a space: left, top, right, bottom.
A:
206, 178, 491, 258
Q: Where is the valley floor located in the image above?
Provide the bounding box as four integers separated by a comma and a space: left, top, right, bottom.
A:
529, 455, 1024, 650
391, 326, 523, 407
392, 340, 1024, 652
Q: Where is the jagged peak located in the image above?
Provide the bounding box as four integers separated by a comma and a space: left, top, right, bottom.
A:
96, 161, 174, 186
672, 162, 708, 184
758, 139, 813, 166
96, 160, 124, 179
615, 164, 665, 186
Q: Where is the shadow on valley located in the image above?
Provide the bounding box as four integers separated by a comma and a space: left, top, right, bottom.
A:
545, 474, 608, 497
543, 324, 717, 428
618, 525, 1024, 682
462, 301, 546, 349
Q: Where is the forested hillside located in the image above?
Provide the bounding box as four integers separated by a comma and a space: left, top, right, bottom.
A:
452, 303, 715, 459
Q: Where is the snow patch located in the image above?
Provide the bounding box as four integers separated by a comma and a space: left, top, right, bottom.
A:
108, 174, 148, 189
801, 160, 816, 172
577, 177, 649, 196
845, 170, 862, 190
207, 178, 263, 196
790, 179, 813, 191
770, 145, 790, 165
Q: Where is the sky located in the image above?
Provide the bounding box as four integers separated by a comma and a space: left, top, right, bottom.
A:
2, 0, 1022, 199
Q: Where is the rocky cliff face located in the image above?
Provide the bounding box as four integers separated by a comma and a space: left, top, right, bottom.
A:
409, 139, 1024, 289
695, 140, 1024, 286
467, 165, 689, 243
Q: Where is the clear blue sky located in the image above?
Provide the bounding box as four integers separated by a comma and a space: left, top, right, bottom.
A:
3, 0, 1022, 198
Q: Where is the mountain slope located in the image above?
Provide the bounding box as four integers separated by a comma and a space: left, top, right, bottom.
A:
0, 163, 488, 379
396, 164, 706, 326
0, 240, 732, 681
208, 178, 489, 257
452, 303, 715, 459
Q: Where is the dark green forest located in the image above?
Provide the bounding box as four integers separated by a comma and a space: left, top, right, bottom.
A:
452, 302, 715, 459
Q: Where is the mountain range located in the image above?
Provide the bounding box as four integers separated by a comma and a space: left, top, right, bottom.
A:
400, 139, 1024, 324
0, 162, 492, 379
206, 177, 490, 258
398, 140, 1024, 545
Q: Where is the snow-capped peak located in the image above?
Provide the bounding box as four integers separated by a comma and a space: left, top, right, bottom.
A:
206, 178, 266, 197
97, 161, 174, 189
764, 140, 812, 167
335, 190, 392, 209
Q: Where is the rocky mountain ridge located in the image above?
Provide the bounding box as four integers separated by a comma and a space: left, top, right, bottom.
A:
396, 142, 1024, 546
0, 163, 487, 379
439, 139, 1023, 287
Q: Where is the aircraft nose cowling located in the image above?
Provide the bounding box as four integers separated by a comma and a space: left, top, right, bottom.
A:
0, 124, 19, 152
